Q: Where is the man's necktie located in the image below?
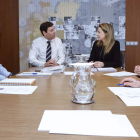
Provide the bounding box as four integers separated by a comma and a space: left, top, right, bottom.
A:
46, 41, 51, 62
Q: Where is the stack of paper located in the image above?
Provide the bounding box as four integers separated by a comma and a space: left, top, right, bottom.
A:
0, 86, 37, 95
108, 87, 140, 106
38, 110, 138, 137
64, 71, 94, 75
104, 71, 137, 77
68, 63, 94, 66
64, 72, 74, 75
17, 72, 52, 77
42, 65, 65, 73
91, 67, 117, 72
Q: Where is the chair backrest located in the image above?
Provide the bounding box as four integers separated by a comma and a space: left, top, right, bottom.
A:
28, 63, 36, 67
120, 51, 125, 69
28, 63, 32, 67
11, 72, 19, 76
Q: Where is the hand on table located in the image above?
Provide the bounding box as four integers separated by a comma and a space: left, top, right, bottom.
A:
94, 61, 104, 68
120, 77, 140, 87
44, 59, 59, 67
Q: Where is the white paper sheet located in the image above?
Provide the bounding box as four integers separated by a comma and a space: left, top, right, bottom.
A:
17, 72, 52, 77
64, 72, 94, 75
49, 111, 120, 136
0, 86, 38, 95
91, 67, 117, 72
38, 110, 113, 131
108, 87, 140, 97
108, 87, 140, 106
42, 65, 65, 73
38, 110, 138, 137
64, 72, 74, 75
112, 114, 138, 137
68, 63, 94, 66
117, 95, 140, 106
104, 71, 137, 77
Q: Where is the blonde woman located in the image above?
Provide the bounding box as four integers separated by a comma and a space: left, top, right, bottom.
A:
88, 23, 121, 68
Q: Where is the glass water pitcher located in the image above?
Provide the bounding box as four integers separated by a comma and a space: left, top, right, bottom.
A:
75, 55, 87, 63
69, 63, 96, 104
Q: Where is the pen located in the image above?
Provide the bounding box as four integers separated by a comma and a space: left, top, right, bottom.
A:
0, 88, 4, 90
118, 80, 138, 86
93, 64, 98, 71
118, 83, 124, 86
23, 72, 38, 74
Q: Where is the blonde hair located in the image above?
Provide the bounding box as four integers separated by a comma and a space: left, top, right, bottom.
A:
97, 23, 115, 54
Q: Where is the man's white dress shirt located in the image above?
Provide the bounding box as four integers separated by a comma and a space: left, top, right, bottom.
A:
28, 36, 65, 67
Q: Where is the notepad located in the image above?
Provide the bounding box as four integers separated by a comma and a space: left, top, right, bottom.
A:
0, 78, 36, 86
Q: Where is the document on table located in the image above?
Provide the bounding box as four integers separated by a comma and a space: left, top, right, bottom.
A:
38, 110, 138, 137
64, 71, 94, 75
68, 63, 94, 66
64, 72, 74, 75
108, 87, 140, 106
91, 67, 117, 72
42, 65, 65, 73
38, 110, 113, 131
108, 87, 140, 97
104, 71, 137, 77
117, 95, 140, 106
0, 86, 38, 95
17, 72, 52, 77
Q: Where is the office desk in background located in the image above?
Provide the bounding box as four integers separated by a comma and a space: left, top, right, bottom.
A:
0, 67, 140, 140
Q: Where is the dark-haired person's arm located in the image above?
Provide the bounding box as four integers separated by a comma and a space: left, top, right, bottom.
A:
104, 41, 121, 67
54, 38, 65, 65
0, 64, 11, 80
0, 75, 6, 81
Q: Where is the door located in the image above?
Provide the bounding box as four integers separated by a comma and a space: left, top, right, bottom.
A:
0, 0, 19, 72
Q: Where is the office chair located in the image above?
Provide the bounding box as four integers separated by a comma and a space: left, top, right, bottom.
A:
120, 51, 125, 69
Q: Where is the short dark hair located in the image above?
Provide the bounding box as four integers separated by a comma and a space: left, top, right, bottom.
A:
40, 21, 53, 36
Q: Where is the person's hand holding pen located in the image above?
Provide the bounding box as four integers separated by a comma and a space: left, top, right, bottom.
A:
120, 77, 140, 88
89, 61, 97, 69
92, 61, 104, 68
89, 61, 103, 69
